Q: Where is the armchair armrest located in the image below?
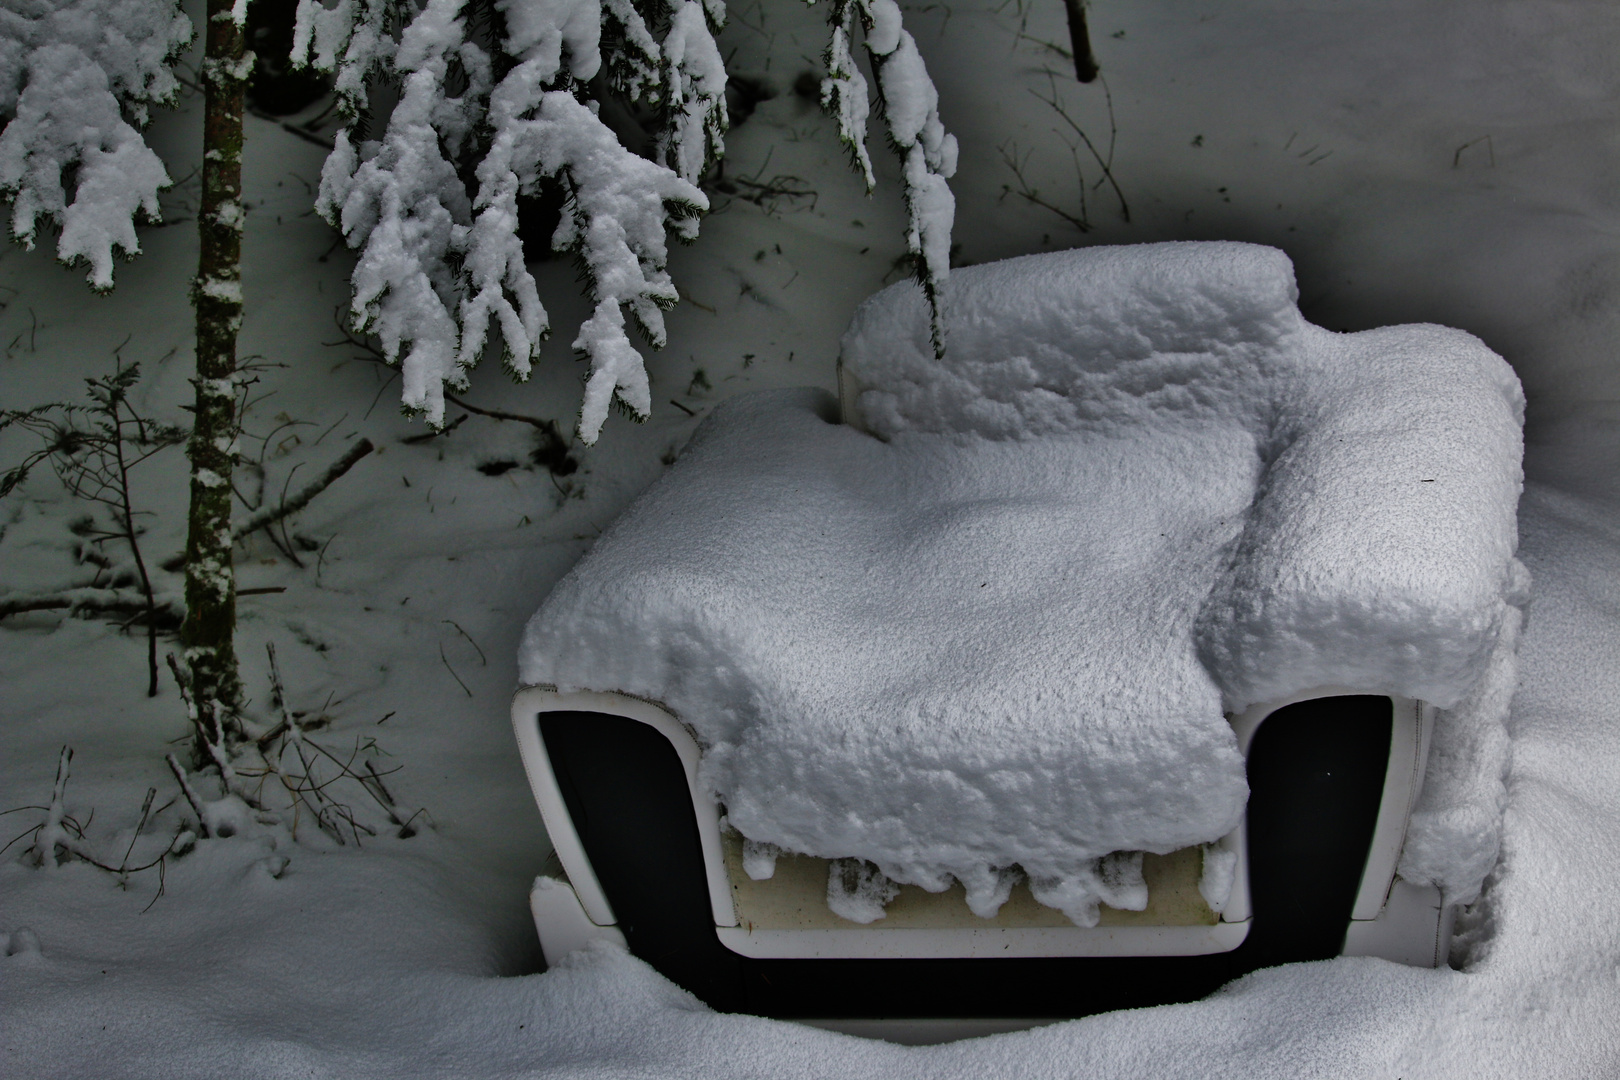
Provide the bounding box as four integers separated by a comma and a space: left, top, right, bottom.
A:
1196, 322, 1528, 714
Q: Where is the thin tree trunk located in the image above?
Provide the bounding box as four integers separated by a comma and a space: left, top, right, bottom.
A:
1063, 0, 1100, 83
109, 393, 161, 697
181, 0, 249, 752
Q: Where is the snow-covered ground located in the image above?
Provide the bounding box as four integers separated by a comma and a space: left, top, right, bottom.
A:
4, 1, 1620, 1075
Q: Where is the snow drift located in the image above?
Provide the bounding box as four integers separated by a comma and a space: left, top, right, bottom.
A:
519, 241, 1526, 921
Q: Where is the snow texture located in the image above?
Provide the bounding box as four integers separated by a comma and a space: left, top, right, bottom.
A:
3, 0, 1619, 1072
0, 0, 190, 289
523, 242, 1526, 919
1198, 842, 1238, 914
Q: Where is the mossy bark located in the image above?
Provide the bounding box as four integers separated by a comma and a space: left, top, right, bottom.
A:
180, 0, 250, 751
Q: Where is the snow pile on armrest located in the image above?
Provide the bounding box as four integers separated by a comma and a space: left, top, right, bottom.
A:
521, 242, 1526, 916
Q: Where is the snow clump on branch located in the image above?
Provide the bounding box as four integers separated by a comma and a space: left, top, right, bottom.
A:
0, 0, 192, 290
823, 0, 956, 350
296, 0, 956, 442
297, 0, 714, 442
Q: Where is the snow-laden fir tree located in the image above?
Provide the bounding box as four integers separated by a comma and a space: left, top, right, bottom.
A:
0, 0, 192, 290
293, 0, 956, 443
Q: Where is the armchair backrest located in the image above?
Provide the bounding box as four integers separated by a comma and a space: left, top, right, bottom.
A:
837, 241, 1307, 441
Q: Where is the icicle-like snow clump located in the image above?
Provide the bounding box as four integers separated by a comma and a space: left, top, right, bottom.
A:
0, 0, 191, 289
522, 242, 1526, 922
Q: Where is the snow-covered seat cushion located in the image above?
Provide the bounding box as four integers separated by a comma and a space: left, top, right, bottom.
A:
519, 242, 1526, 919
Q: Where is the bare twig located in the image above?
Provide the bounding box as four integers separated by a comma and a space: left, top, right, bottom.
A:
100, 359, 165, 696
363, 761, 422, 838
1452, 134, 1494, 169
714, 173, 818, 215
247, 106, 336, 149
263, 642, 347, 844
439, 642, 473, 697
165, 753, 210, 838
442, 620, 487, 666
441, 393, 574, 474
332, 320, 574, 474
400, 413, 467, 444
1, 359, 185, 687
245, 643, 425, 843
1031, 72, 1130, 222
118, 788, 158, 873
440, 393, 556, 433
999, 140, 1090, 232
13, 752, 191, 901
232, 438, 375, 542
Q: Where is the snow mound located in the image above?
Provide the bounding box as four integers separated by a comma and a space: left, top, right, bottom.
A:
520, 242, 1526, 916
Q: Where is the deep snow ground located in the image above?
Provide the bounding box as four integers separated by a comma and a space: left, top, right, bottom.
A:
4, 1, 1620, 1076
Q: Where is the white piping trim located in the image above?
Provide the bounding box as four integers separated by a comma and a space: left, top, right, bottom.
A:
717, 920, 1250, 959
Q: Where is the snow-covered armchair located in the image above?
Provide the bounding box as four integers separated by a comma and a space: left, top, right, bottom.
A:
512, 242, 1526, 1019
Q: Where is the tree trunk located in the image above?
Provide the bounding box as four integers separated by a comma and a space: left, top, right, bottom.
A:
181, 0, 250, 752
1063, 0, 1100, 83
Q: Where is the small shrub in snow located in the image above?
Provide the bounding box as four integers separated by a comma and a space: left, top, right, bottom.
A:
0, 356, 187, 695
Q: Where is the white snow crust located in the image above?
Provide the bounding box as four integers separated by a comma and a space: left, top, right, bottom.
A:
522, 242, 1527, 917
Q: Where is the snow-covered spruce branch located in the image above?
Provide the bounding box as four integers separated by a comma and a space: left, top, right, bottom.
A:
822, 0, 956, 350
294, 0, 955, 442
0, 0, 192, 288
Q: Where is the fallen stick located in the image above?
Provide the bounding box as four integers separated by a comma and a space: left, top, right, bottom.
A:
159, 438, 376, 572
0, 587, 183, 625
232, 438, 375, 542
165, 753, 210, 838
